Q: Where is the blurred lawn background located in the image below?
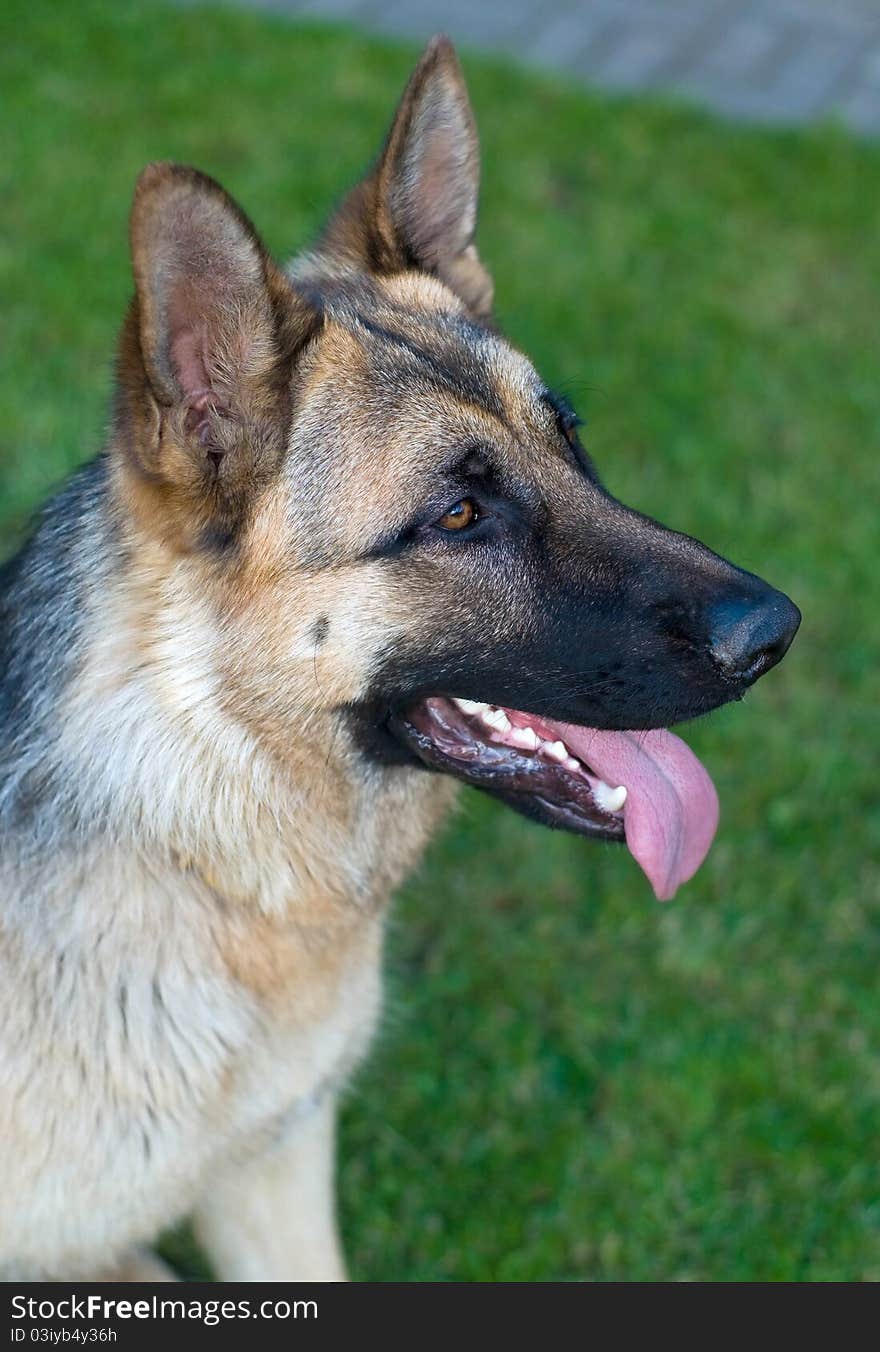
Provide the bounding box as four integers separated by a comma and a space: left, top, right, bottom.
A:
3, 0, 879, 1282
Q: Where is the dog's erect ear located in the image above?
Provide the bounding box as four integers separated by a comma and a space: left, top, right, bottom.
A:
122, 163, 318, 539
319, 36, 493, 319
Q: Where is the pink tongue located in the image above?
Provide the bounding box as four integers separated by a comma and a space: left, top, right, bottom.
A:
554, 724, 719, 901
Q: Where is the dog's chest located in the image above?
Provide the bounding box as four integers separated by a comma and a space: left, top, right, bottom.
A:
1, 767, 454, 1271
121, 869, 386, 1140
200, 886, 386, 1129
0, 852, 384, 1269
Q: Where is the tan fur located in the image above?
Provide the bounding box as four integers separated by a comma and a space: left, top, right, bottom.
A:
0, 38, 562, 1281
304, 40, 493, 319
1, 30, 802, 1281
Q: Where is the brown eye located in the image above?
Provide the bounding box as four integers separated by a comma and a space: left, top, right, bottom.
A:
437, 498, 478, 532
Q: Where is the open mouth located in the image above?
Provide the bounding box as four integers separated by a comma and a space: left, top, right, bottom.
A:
389, 696, 720, 901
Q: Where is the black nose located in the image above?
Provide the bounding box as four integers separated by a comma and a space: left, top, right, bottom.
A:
709, 589, 801, 683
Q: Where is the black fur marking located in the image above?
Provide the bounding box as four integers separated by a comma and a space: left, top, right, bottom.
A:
541, 388, 580, 435
350, 487, 800, 782
356, 314, 506, 417
198, 523, 238, 554
0, 457, 112, 841
362, 458, 532, 560
311, 615, 330, 646
118, 983, 129, 1044
541, 389, 596, 479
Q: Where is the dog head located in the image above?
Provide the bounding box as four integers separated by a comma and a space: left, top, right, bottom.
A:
116, 37, 799, 899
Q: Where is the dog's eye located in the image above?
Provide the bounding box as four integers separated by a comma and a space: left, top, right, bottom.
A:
436, 498, 478, 532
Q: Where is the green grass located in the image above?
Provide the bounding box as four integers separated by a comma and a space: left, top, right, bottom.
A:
3, 0, 879, 1282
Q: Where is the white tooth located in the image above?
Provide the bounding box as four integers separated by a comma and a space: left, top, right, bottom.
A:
594, 781, 628, 813
543, 740, 568, 762
565, 756, 581, 772
482, 708, 511, 732
510, 726, 539, 750
454, 698, 488, 715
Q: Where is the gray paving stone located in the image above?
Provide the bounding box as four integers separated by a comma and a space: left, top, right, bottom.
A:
771, 0, 880, 38
675, 18, 861, 121
581, 17, 698, 91
265, 0, 369, 17
763, 28, 861, 114
834, 42, 880, 132
362, 0, 538, 48
527, 10, 620, 72
220, 0, 880, 135
679, 12, 791, 83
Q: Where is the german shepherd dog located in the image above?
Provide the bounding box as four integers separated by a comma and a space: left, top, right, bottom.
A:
0, 37, 799, 1281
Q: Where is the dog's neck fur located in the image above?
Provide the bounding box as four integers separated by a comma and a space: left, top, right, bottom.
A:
0, 452, 455, 920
